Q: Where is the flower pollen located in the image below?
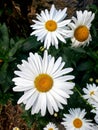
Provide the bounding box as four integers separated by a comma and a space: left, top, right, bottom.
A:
13, 127, 20, 130
74, 25, 89, 42
49, 128, 53, 130
34, 74, 53, 92
73, 118, 83, 128
90, 91, 95, 96
45, 20, 57, 32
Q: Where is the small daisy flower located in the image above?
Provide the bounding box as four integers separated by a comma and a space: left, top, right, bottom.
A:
82, 83, 98, 104
54, 113, 58, 117
30, 4, 72, 49
43, 122, 58, 130
61, 108, 93, 130
12, 50, 75, 116
68, 10, 95, 47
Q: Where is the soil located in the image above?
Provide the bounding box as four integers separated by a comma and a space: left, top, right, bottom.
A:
0, 0, 96, 38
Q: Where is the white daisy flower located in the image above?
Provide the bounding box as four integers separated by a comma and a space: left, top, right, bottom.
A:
12, 50, 75, 116
82, 83, 98, 104
43, 122, 58, 130
68, 10, 95, 47
30, 4, 72, 49
61, 108, 93, 130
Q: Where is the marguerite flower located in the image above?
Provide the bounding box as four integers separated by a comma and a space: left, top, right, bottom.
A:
43, 122, 58, 130
68, 10, 95, 47
82, 83, 98, 104
61, 108, 93, 130
12, 50, 75, 116
30, 4, 72, 49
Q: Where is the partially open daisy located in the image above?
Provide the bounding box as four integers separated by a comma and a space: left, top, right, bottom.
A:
13, 127, 20, 130
68, 10, 95, 47
12, 50, 75, 116
30, 4, 72, 49
82, 83, 98, 104
43, 122, 58, 130
61, 108, 93, 130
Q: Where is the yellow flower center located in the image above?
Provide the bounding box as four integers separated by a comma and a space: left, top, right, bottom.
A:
74, 25, 89, 42
45, 20, 57, 32
34, 74, 53, 92
73, 118, 83, 128
49, 128, 53, 130
13, 127, 20, 130
90, 91, 95, 96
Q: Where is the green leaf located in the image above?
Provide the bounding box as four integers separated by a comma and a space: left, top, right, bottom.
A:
22, 36, 42, 51
77, 61, 93, 71
8, 38, 25, 58
0, 23, 9, 52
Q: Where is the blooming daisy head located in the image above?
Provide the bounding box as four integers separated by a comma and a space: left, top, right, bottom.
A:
82, 83, 98, 104
30, 4, 72, 49
12, 50, 75, 116
68, 10, 95, 47
43, 122, 58, 130
61, 108, 93, 130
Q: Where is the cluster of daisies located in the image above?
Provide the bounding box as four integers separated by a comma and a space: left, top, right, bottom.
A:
83, 84, 98, 124
12, 4, 98, 130
30, 4, 95, 49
